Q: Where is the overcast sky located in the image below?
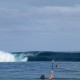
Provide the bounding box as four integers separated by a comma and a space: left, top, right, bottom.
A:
0, 0, 80, 52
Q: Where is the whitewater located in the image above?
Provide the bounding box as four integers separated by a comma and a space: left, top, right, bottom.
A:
0, 50, 80, 62
0, 51, 28, 62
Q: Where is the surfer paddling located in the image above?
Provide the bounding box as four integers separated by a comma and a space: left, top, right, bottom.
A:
40, 71, 53, 80
40, 74, 45, 80
40, 60, 54, 80
49, 60, 54, 80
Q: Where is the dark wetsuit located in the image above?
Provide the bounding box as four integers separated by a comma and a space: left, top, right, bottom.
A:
40, 75, 45, 80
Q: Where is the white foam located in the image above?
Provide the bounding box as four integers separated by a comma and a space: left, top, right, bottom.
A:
0, 51, 28, 62
19, 57, 28, 62
0, 51, 15, 62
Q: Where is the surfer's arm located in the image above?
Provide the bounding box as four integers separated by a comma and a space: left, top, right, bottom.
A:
49, 70, 53, 80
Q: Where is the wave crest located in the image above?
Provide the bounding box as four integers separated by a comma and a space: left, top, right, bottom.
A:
0, 51, 15, 62
0, 51, 28, 62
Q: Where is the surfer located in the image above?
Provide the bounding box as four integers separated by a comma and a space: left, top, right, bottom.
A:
40, 70, 53, 80
40, 60, 54, 80
49, 70, 53, 80
56, 64, 60, 68
40, 74, 45, 80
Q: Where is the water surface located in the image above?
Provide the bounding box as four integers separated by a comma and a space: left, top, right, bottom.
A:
0, 62, 80, 80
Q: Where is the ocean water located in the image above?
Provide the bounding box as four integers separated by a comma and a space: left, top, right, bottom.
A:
0, 61, 80, 80
0, 51, 80, 62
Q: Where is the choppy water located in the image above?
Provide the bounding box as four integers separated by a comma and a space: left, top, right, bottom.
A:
0, 62, 80, 80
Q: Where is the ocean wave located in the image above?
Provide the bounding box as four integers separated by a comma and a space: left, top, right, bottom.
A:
0, 51, 80, 62
0, 51, 28, 62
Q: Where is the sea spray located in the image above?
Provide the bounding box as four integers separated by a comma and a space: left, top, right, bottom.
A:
0, 51, 15, 62
0, 51, 28, 62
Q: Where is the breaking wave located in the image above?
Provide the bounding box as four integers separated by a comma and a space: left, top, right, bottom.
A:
0, 51, 28, 62
0, 51, 80, 62
12, 51, 80, 61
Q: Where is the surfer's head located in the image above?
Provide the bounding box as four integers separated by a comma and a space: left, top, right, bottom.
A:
56, 64, 60, 68
40, 74, 45, 80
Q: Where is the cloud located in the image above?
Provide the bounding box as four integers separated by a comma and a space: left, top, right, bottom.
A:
0, 1, 80, 51
0, 5, 80, 34
0, 5, 80, 18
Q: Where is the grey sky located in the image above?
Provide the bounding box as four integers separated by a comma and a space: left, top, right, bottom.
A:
0, 0, 80, 52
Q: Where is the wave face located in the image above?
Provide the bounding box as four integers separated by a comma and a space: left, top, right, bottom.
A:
12, 51, 80, 61
0, 51, 80, 62
0, 51, 28, 62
